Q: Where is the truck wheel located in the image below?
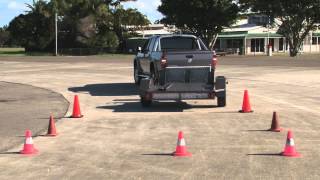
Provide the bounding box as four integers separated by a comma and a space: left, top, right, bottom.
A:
134, 63, 141, 85
141, 97, 152, 107
217, 96, 226, 107
215, 76, 226, 107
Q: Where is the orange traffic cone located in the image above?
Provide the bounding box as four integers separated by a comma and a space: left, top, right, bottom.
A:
173, 131, 192, 157
71, 95, 83, 118
20, 130, 38, 155
269, 112, 283, 132
239, 90, 253, 113
47, 115, 58, 136
281, 130, 301, 157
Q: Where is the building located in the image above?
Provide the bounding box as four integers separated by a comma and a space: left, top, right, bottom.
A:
135, 24, 178, 37
215, 15, 320, 55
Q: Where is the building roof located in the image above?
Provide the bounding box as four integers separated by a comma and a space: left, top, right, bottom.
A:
135, 29, 174, 36
219, 16, 320, 39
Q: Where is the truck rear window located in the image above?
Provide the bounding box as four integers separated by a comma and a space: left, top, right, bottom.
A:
160, 37, 199, 51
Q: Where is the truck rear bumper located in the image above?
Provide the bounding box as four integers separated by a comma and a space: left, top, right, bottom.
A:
139, 79, 226, 101
150, 92, 215, 100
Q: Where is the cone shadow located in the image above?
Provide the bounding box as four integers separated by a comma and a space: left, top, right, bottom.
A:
211, 111, 241, 114
246, 129, 270, 132
16, 135, 38, 138
0, 152, 20, 155
142, 153, 173, 156
38, 134, 57, 137
247, 153, 281, 156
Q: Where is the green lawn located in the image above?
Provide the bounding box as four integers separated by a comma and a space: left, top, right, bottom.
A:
0, 48, 25, 56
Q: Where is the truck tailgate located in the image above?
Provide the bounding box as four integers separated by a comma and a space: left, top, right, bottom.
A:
166, 51, 213, 67
164, 66, 211, 84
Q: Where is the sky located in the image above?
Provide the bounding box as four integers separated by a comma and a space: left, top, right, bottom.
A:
0, 0, 163, 27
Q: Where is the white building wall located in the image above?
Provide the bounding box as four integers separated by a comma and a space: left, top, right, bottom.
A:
246, 39, 251, 54
274, 38, 279, 52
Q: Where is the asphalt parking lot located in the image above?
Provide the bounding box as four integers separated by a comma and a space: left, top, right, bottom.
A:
0, 55, 320, 179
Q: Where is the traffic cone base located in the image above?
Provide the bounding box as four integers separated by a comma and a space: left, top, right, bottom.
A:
281, 151, 301, 157
173, 151, 192, 157
20, 146, 39, 155
239, 110, 254, 113
46, 133, 58, 137
269, 128, 283, 132
70, 114, 84, 118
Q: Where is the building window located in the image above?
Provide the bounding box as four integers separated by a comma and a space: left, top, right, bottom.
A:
213, 39, 220, 49
251, 39, 264, 52
318, 37, 320, 44
279, 38, 284, 51
312, 37, 317, 45
227, 40, 233, 48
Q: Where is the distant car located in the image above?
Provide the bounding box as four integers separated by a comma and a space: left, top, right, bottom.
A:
133, 34, 227, 107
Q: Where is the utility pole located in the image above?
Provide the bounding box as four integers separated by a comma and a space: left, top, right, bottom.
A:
55, 12, 58, 56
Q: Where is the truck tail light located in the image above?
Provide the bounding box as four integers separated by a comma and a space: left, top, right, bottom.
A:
211, 54, 218, 68
161, 53, 168, 69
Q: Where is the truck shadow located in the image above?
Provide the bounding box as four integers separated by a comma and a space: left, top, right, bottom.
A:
68, 83, 138, 96
97, 101, 217, 112
69, 83, 218, 112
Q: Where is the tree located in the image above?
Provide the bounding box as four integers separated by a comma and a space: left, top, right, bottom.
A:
158, 0, 239, 48
8, 0, 54, 51
7, 0, 146, 52
240, 0, 320, 57
0, 27, 10, 47
113, 7, 150, 40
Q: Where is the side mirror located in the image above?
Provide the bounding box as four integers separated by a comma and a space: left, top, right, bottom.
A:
137, 46, 142, 53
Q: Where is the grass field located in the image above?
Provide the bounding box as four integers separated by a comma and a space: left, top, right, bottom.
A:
0, 48, 135, 58
0, 48, 25, 56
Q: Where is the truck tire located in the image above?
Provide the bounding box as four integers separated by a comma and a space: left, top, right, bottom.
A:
216, 76, 226, 107
141, 97, 152, 107
217, 96, 226, 107
134, 62, 142, 85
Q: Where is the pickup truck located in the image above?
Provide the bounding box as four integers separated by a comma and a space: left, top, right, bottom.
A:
133, 34, 226, 107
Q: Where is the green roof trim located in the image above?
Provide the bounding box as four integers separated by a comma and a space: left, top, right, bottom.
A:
313, 33, 320, 36
219, 31, 248, 35
218, 32, 284, 39
218, 34, 247, 39
246, 33, 283, 38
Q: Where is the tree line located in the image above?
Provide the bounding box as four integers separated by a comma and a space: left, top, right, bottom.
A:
1, 0, 319, 56
1, 0, 149, 52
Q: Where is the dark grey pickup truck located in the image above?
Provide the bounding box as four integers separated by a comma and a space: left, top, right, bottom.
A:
133, 34, 226, 107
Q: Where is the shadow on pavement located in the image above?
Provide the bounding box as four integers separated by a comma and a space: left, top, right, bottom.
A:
247, 153, 281, 156
246, 129, 270, 132
68, 83, 138, 96
97, 101, 217, 112
0, 152, 20, 155
142, 153, 173, 156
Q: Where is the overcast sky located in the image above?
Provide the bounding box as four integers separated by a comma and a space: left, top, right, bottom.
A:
0, 0, 163, 27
